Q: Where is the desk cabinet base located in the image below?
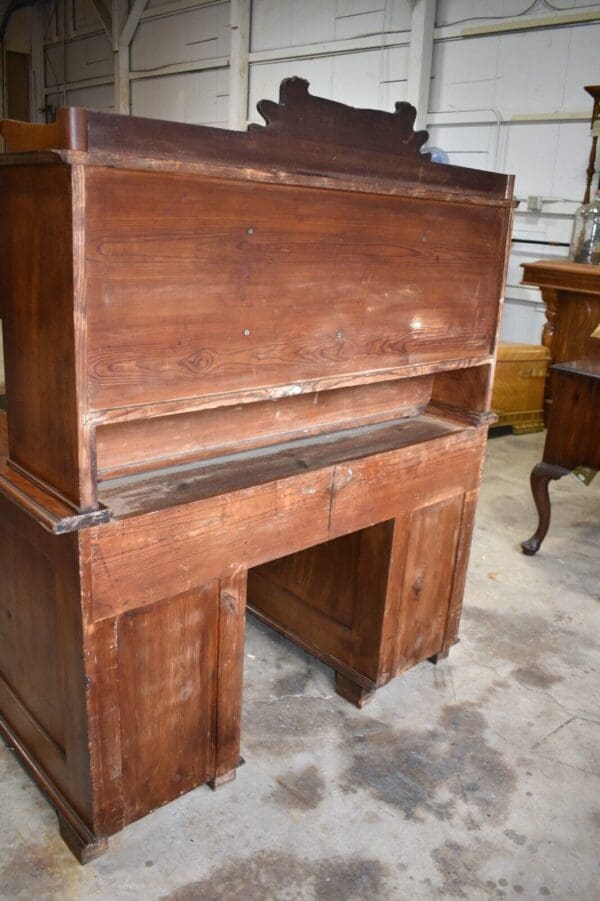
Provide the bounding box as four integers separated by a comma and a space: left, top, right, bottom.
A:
0, 422, 486, 861
248, 489, 477, 705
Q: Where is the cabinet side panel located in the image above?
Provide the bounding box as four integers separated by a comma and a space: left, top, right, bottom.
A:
0, 164, 86, 508
0, 492, 93, 825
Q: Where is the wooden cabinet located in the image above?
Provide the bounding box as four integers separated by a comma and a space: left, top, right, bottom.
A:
0, 78, 513, 861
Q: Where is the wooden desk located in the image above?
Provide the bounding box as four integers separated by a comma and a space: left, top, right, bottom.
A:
521, 359, 600, 555
520, 260, 600, 419
0, 80, 513, 861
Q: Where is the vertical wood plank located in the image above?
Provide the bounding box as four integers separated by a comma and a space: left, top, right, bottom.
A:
211, 569, 247, 786
442, 488, 480, 651
116, 582, 219, 824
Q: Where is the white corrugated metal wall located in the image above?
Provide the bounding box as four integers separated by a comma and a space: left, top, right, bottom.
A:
12, 0, 600, 344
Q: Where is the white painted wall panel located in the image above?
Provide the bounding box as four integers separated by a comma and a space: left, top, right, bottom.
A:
500, 299, 546, 345
72, 0, 103, 33
330, 48, 388, 108
248, 43, 408, 124
45, 32, 113, 86
551, 121, 594, 202
337, 0, 384, 15
131, 66, 230, 125
251, 0, 293, 50
436, 0, 584, 28
430, 36, 499, 112
290, 1, 337, 46
131, 2, 230, 71
250, 0, 409, 51
387, 0, 411, 31
501, 122, 560, 198
251, 0, 336, 50
334, 10, 385, 40
495, 29, 571, 116
47, 81, 114, 111
563, 23, 600, 109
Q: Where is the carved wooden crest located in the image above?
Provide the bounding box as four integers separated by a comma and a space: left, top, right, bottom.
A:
250, 77, 430, 159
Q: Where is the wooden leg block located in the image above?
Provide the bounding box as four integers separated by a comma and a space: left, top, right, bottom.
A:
57, 813, 108, 865
208, 770, 237, 791
335, 672, 375, 709
428, 648, 450, 665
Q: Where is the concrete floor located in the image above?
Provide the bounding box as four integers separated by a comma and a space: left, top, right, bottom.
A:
1, 431, 598, 900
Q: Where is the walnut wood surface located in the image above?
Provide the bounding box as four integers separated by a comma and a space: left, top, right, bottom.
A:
543, 362, 600, 471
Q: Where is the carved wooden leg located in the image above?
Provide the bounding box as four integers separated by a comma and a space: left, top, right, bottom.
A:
521, 462, 570, 556
335, 672, 375, 709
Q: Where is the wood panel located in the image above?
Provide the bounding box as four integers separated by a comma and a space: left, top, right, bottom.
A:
0, 522, 65, 753
552, 294, 600, 364
95, 377, 432, 479
213, 572, 247, 783
83, 167, 507, 413
431, 365, 491, 421
442, 489, 480, 652
250, 492, 472, 690
249, 522, 393, 685
0, 163, 93, 511
116, 582, 219, 824
392, 495, 464, 672
0, 492, 93, 827
252, 531, 365, 632
544, 363, 600, 470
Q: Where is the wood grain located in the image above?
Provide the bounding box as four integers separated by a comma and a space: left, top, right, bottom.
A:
95, 377, 432, 479
0, 163, 93, 511
83, 167, 507, 413
116, 583, 218, 824
90, 423, 484, 622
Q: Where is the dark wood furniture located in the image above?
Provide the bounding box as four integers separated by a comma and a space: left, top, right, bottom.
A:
0, 79, 513, 862
522, 359, 600, 555
521, 260, 600, 421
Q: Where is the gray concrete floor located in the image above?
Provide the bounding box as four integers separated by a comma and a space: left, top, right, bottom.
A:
1, 431, 599, 900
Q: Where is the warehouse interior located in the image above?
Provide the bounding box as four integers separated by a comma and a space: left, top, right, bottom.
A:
0, 1, 599, 899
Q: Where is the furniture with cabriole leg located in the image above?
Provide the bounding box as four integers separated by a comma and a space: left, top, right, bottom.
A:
521, 359, 600, 556
0, 79, 513, 861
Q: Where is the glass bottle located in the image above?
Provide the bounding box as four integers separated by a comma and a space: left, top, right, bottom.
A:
569, 188, 600, 264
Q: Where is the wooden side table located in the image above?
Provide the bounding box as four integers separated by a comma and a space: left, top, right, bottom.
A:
521, 260, 600, 422
521, 359, 600, 555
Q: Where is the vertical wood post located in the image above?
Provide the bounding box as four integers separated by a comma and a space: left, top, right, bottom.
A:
228, 0, 251, 131
406, 0, 436, 131
113, 0, 148, 115
209, 569, 247, 787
